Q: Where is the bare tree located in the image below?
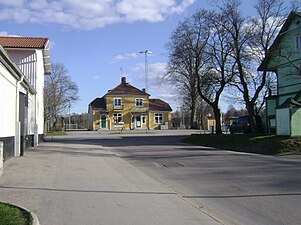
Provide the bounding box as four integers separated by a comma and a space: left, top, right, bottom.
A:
290, 0, 301, 11
215, 0, 287, 132
44, 63, 79, 130
196, 10, 235, 134
166, 9, 235, 133
224, 104, 248, 119
165, 10, 210, 128
250, 0, 287, 113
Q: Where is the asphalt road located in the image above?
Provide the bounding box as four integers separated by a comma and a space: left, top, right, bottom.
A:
72, 131, 301, 225
0, 130, 220, 225
2, 130, 299, 225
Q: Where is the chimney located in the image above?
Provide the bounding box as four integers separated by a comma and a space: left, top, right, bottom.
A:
121, 77, 126, 84
142, 88, 146, 93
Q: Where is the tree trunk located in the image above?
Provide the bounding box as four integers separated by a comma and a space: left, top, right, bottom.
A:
245, 101, 258, 133
190, 103, 197, 129
213, 105, 222, 134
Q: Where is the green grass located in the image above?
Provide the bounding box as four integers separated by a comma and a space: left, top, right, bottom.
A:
45, 131, 67, 136
0, 202, 32, 225
183, 134, 301, 155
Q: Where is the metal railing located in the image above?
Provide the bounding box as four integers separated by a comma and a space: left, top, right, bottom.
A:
113, 105, 123, 110
65, 124, 87, 131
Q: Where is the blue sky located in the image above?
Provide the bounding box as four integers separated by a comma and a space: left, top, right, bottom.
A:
0, 0, 275, 115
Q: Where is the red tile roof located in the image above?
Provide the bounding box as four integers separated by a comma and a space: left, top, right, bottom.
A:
0, 36, 49, 49
105, 82, 149, 96
149, 99, 172, 111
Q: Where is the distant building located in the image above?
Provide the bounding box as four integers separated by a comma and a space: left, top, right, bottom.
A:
88, 77, 172, 130
0, 36, 51, 160
258, 11, 301, 136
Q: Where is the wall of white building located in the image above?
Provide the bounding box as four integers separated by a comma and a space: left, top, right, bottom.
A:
0, 54, 21, 160
7, 49, 46, 137
0, 39, 50, 162
0, 63, 17, 138
35, 49, 45, 135
7, 50, 36, 87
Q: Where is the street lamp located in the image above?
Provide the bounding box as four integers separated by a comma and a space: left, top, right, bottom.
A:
139, 49, 152, 93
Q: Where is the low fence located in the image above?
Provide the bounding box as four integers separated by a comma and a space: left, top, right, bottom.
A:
65, 124, 87, 131
46, 121, 88, 132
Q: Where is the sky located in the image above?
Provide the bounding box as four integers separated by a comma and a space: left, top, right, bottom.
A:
0, 0, 287, 115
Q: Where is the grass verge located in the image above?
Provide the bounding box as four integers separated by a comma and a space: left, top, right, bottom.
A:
45, 131, 67, 136
0, 202, 32, 225
183, 134, 301, 155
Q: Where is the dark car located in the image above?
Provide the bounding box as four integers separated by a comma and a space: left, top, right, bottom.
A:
229, 115, 263, 134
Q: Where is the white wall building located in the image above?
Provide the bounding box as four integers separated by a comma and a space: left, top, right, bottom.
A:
0, 37, 51, 161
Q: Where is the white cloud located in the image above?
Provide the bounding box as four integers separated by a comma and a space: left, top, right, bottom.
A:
49, 40, 56, 49
109, 52, 138, 63
117, 0, 174, 22
0, 0, 23, 7
129, 62, 166, 84
128, 61, 180, 111
0, 31, 20, 36
147, 62, 180, 111
0, 31, 9, 36
0, 0, 196, 30
170, 0, 195, 13
92, 75, 101, 80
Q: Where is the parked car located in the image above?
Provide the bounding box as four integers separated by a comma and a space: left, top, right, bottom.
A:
229, 115, 263, 134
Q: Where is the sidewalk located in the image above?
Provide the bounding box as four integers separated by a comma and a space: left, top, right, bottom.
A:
0, 139, 220, 225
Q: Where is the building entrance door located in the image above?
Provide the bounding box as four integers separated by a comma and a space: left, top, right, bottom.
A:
135, 116, 141, 128
19, 93, 28, 156
101, 115, 106, 128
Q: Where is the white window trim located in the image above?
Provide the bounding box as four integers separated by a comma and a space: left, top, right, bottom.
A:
113, 113, 123, 123
113, 98, 122, 106
296, 34, 301, 50
154, 113, 164, 124
141, 115, 146, 124
135, 98, 143, 106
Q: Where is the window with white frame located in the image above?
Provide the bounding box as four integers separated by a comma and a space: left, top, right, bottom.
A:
114, 98, 122, 106
142, 115, 146, 124
113, 113, 123, 123
154, 113, 163, 124
113, 98, 122, 109
296, 35, 301, 50
135, 98, 143, 106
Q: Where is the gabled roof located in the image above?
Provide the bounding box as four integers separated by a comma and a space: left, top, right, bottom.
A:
0, 45, 35, 94
149, 99, 172, 111
258, 11, 301, 71
89, 97, 107, 110
0, 36, 49, 49
276, 97, 301, 109
277, 11, 301, 35
105, 77, 149, 96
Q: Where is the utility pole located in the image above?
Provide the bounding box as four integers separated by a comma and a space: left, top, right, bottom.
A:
139, 49, 152, 93
139, 49, 152, 131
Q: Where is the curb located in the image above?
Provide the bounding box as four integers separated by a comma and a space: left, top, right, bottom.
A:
30, 210, 40, 225
0, 202, 40, 225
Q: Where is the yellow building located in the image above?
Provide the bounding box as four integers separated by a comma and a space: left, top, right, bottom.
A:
88, 77, 172, 130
